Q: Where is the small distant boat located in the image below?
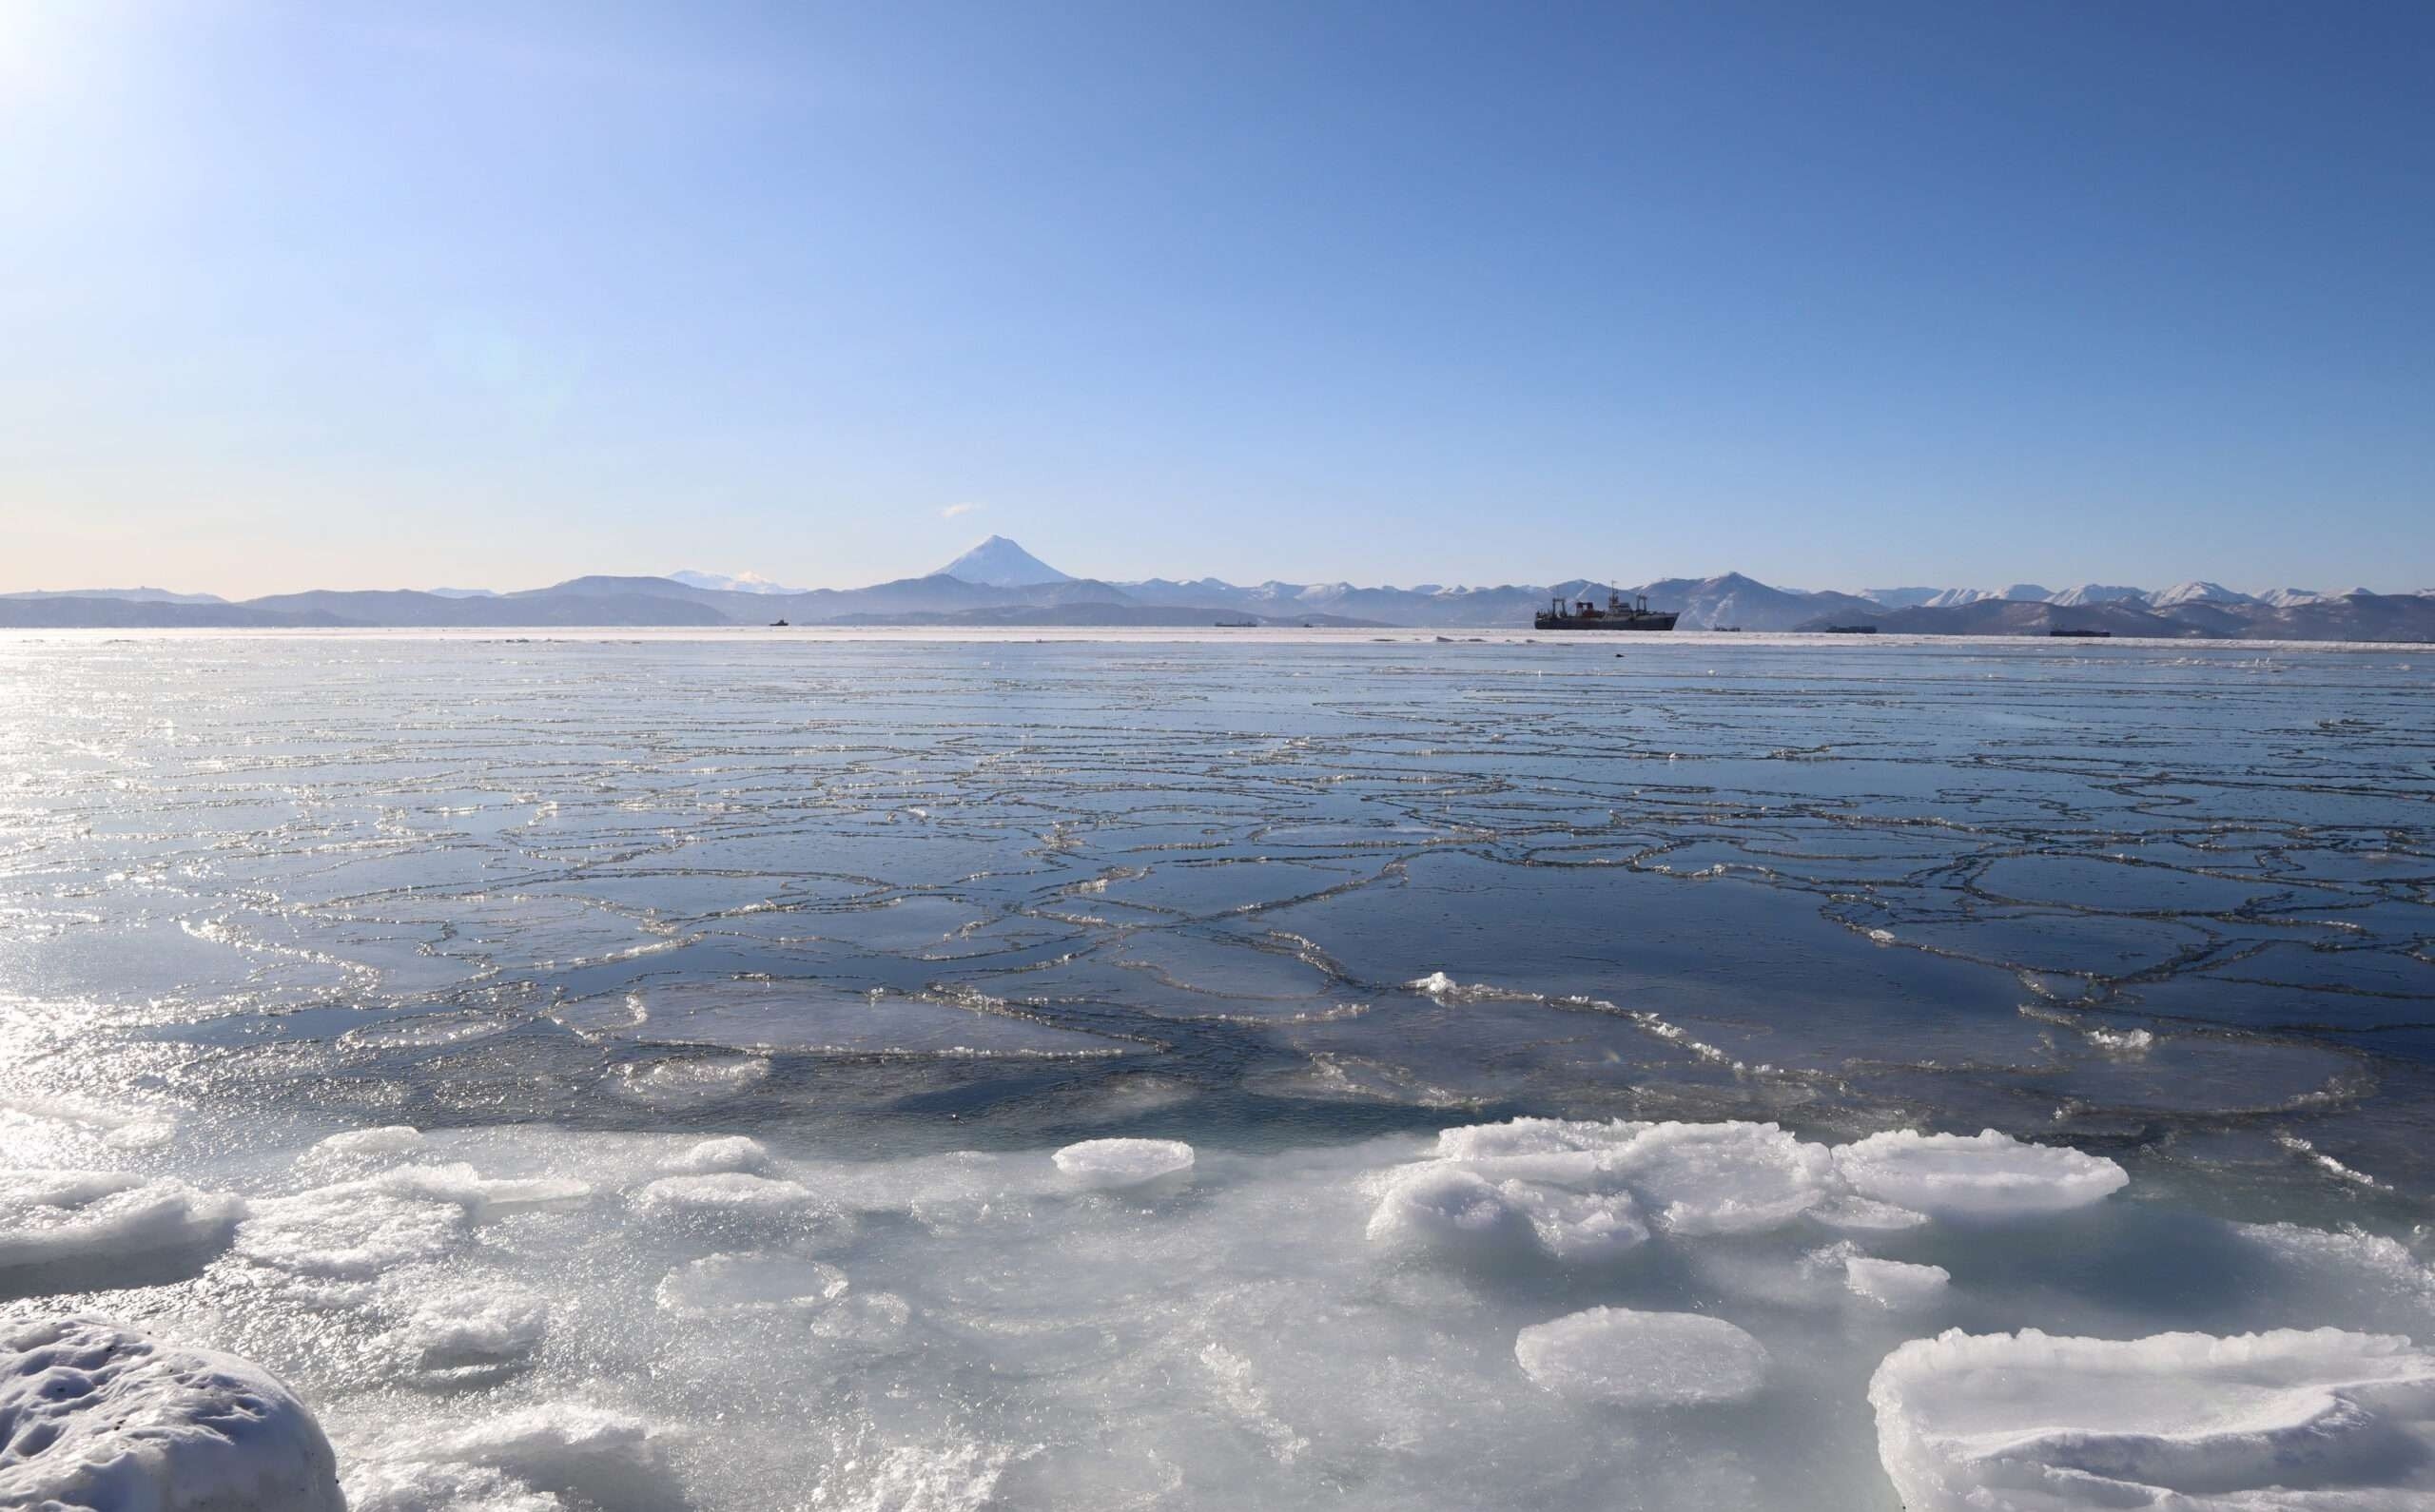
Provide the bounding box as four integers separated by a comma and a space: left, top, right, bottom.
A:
1714, 625, 1743, 632
1534, 591, 1678, 631
769, 618, 789, 627
1214, 619, 1256, 628
1822, 624, 1879, 634
2049, 628, 2112, 638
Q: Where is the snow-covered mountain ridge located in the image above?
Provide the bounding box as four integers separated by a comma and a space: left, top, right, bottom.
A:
7, 539, 2427, 638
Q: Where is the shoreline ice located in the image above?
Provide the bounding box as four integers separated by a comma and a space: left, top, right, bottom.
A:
1, 1107, 2425, 1509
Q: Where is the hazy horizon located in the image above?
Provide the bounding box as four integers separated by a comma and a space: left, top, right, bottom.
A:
0, 532, 2420, 603
9, 2, 2431, 596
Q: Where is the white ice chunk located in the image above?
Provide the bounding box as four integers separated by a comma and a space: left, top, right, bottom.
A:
654, 1252, 849, 1318
235, 1186, 466, 1287
389, 1287, 549, 1372
1051, 1137, 1195, 1186
0, 1097, 176, 1153
659, 1135, 772, 1175
1365, 1163, 1646, 1262
342, 1405, 664, 1512
1404, 971, 1528, 1001
1504, 1182, 1650, 1261
0, 1314, 342, 1512
1810, 1195, 1933, 1231
341, 1459, 560, 1512
1842, 1255, 1950, 1308
1599, 1121, 1836, 1234
1366, 1165, 1538, 1255
2085, 1026, 2155, 1054
374, 1163, 593, 1221
1371, 1118, 1830, 1262
630, 1171, 817, 1217
234, 1165, 583, 1298
1835, 1129, 2128, 1221
1870, 1326, 2435, 1510
1432, 1117, 1634, 1159
311, 1126, 425, 1160
0, 1170, 244, 1275
1513, 1307, 1769, 1405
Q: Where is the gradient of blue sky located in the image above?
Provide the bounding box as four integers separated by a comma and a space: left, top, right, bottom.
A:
5, 0, 2429, 595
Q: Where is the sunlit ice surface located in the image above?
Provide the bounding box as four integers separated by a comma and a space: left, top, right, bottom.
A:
0, 630, 2430, 1509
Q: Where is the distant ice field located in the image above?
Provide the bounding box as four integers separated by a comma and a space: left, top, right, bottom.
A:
0, 631, 2430, 1509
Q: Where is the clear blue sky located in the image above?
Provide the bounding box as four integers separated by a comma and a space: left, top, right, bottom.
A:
6, 1, 2429, 595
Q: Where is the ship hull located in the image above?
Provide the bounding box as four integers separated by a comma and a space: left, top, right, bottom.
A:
1532, 612, 1679, 630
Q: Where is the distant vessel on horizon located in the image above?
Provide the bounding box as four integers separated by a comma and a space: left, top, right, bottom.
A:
1534, 591, 1678, 631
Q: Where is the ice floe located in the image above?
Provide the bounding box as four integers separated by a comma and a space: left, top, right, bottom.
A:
658, 1135, 773, 1175
5, 1109, 2428, 1509
1365, 1162, 1647, 1262
384, 1286, 550, 1377
338, 1404, 671, 1512
310, 1126, 425, 1161
1051, 1137, 1196, 1186
1834, 1129, 2129, 1220
653, 1251, 849, 1318
1841, 1254, 1950, 1308
0, 1315, 342, 1512
234, 1184, 467, 1290
1514, 1307, 1770, 1405
629, 1171, 819, 1219
0, 1096, 176, 1154
1371, 1118, 1840, 1259
0, 1170, 244, 1282
1870, 1327, 2435, 1509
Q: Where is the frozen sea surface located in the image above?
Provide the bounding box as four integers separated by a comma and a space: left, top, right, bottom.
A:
1, 630, 2431, 1509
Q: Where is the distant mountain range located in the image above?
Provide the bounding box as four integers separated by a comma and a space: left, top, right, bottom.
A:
5, 536, 2429, 641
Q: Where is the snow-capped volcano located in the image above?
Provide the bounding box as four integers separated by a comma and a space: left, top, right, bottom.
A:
938, 536, 1074, 587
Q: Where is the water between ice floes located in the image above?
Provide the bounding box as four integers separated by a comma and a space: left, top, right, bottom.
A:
1, 632, 2431, 1508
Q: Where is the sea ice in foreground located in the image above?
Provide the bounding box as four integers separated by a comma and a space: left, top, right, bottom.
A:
1869, 1327, 2435, 1510
0, 1314, 343, 1512
1514, 1307, 1769, 1405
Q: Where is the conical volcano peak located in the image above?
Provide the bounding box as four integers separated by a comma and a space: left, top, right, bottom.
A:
938, 536, 1075, 587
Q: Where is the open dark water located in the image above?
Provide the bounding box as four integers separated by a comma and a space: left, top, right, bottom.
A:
3, 631, 2432, 1510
